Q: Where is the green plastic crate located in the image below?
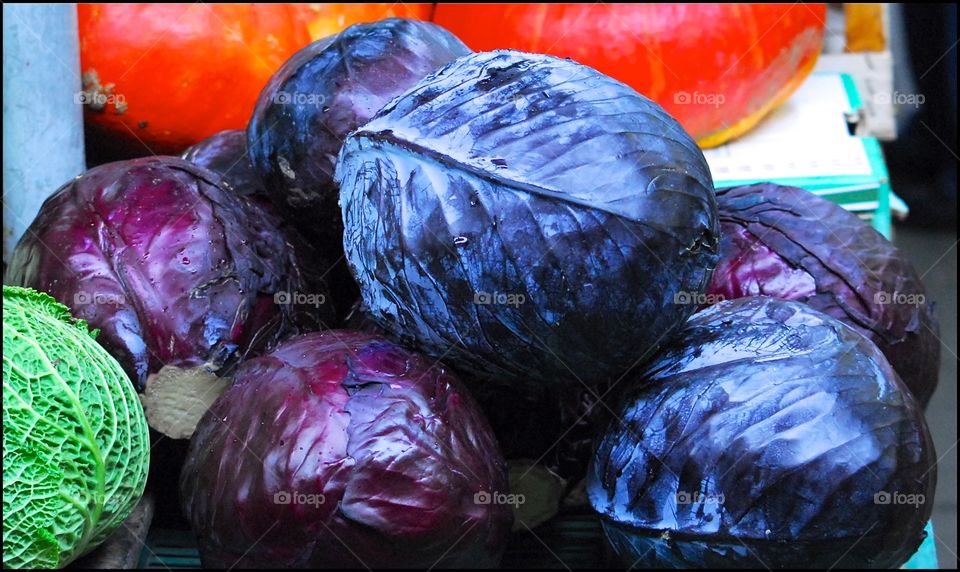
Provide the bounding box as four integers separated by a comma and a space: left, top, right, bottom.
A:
138, 516, 940, 569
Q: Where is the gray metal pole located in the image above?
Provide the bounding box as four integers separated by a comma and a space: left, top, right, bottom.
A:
3, 3, 86, 262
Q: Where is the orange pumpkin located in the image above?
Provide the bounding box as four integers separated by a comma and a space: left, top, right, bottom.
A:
433, 3, 826, 147
294, 3, 433, 41
79, 4, 432, 158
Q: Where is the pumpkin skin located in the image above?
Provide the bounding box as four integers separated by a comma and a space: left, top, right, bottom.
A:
433, 3, 826, 147
80, 5, 435, 161
294, 3, 434, 41
79, 4, 313, 157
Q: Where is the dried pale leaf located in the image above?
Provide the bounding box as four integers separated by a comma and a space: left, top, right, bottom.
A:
140, 365, 230, 440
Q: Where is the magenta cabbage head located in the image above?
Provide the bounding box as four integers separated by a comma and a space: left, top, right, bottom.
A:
247, 18, 470, 251
179, 330, 512, 568
589, 297, 936, 569
707, 183, 940, 406
4, 156, 333, 389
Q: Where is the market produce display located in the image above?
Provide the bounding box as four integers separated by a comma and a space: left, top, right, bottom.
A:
338, 49, 719, 389
2, 8, 946, 570
4, 157, 334, 401
2, 286, 150, 569
180, 331, 512, 568
248, 18, 469, 255
708, 183, 941, 407
589, 297, 936, 568
433, 3, 826, 147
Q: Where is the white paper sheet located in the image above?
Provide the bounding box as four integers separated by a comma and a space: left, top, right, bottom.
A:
704, 74, 874, 182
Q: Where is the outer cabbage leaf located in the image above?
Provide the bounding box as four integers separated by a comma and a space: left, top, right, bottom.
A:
182, 129, 270, 209
708, 183, 940, 406
337, 50, 719, 389
183, 135, 356, 322
588, 297, 936, 569
180, 330, 512, 568
3, 286, 150, 568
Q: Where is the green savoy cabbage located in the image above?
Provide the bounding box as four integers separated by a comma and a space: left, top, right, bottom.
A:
3, 286, 150, 568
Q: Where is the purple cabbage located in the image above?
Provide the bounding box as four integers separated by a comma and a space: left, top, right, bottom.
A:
181, 129, 271, 209
182, 131, 355, 321
336, 50, 719, 390
4, 156, 333, 389
589, 297, 936, 568
248, 18, 470, 252
180, 330, 512, 568
707, 183, 940, 406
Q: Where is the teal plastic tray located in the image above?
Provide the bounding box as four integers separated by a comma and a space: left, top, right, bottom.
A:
139, 516, 940, 569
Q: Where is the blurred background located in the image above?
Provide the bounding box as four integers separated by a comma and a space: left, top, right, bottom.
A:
884, 3, 957, 229
883, 4, 957, 562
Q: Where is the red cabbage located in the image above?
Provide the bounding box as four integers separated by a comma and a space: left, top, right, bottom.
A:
248, 18, 470, 253
590, 297, 936, 568
336, 50, 719, 389
181, 129, 270, 209
4, 157, 333, 390
708, 183, 940, 406
180, 330, 512, 568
